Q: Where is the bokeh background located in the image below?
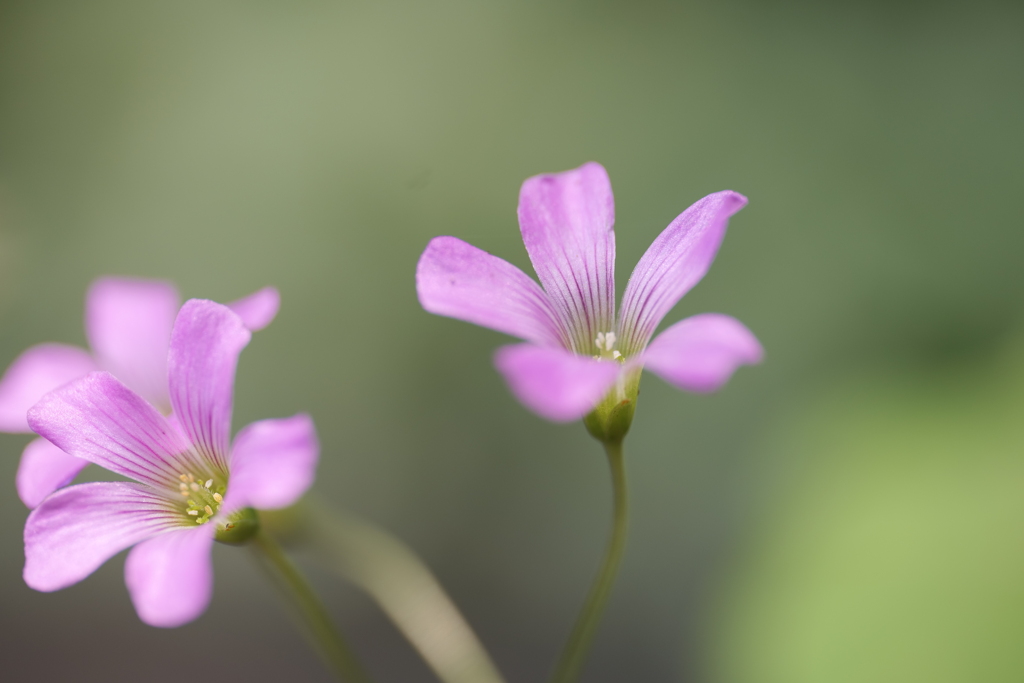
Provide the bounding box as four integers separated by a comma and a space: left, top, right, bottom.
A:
1, 1, 1022, 681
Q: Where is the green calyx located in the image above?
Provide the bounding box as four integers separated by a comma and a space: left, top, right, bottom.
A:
215, 507, 260, 545
583, 369, 641, 445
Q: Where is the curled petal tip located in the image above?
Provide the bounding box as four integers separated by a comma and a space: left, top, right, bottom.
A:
642, 313, 762, 393
228, 287, 281, 331
494, 343, 620, 422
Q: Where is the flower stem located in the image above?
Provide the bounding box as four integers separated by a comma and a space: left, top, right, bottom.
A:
250, 529, 373, 683
549, 440, 630, 683
274, 498, 507, 683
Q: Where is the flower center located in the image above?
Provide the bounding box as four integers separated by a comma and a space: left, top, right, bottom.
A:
177, 472, 226, 525
594, 331, 623, 361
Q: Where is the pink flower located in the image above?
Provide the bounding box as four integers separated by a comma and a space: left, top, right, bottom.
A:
0, 277, 280, 507
24, 300, 318, 627
416, 162, 762, 438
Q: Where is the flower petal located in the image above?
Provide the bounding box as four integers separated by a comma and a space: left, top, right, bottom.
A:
642, 313, 763, 393
518, 162, 617, 352
493, 343, 621, 422
125, 525, 215, 628
619, 191, 748, 354
228, 286, 281, 332
28, 372, 192, 489
227, 414, 318, 511
168, 300, 251, 473
0, 344, 97, 433
86, 277, 181, 411
17, 437, 88, 509
416, 236, 566, 347
24, 481, 181, 592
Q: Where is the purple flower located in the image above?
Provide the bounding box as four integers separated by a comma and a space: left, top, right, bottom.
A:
23, 299, 318, 627
0, 277, 280, 508
416, 162, 762, 437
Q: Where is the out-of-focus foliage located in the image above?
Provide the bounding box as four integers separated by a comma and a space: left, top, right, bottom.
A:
712, 338, 1024, 683
0, 0, 1021, 681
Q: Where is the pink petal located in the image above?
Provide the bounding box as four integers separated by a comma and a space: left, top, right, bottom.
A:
28, 372, 192, 489
24, 482, 180, 592
228, 286, 281, 332
86, 277, 181, 411
125, 525, 215, 628
493, 343, 621, 422
168, 300, 251, 473
518, 162, 617, 352
17, 437, 88, 509
619, 191, 748, 354
416, 236, 566, 347
228, 414, 318, 511
0, 344, 97, 433
642, 313, 763, 393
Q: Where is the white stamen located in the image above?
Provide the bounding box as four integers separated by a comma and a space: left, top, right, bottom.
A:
613, 350, 622, 359
190, 482, 200, 491
595, 331, 618, 353
187, 510, 199, 516
204, 479, 213, 489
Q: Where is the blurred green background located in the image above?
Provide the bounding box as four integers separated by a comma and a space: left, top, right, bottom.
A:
1, 0, 1022, 681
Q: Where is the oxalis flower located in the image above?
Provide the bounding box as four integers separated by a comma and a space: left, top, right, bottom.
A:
0, 277, 279, 507
417, 162, 763, 442
24, 299, 318, 627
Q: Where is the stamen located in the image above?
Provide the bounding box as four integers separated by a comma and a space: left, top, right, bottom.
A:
594, 331, 622, 359
178, 471, 226, 526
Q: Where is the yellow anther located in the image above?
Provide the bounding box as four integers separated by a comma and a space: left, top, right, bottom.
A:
204, 505, 213, 516
179, 474, 188, 482
187, 473, 195, 482
213, 493, 223, 503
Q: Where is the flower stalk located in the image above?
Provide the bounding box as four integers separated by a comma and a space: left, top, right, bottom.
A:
250, 528, 373, 683
549, 439, 629, 683
263, 498, 507, 683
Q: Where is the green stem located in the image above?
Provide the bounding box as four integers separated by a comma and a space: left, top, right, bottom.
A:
250, 529, 374, 683
279, 498, 507, 683
549, 440, 630, 683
